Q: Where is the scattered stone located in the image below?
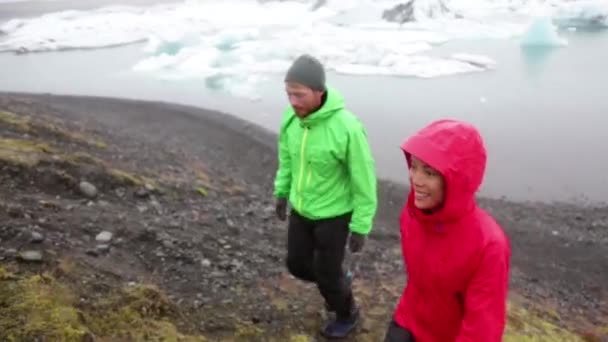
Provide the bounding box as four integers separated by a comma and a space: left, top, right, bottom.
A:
211, 271, 226, 278
134, 187, 150, 199
96, 244, 111, 253
31, 231, 44, 243
96, 231, 113, 243
7, 205, 24, 218
86, 249, 99, 257
79, 181, 98, 198
115, 188, 126, 198
230, 259, 244, 269
201, 259, 212, 267
150, 198, 163, 214
18, 250, 43, 262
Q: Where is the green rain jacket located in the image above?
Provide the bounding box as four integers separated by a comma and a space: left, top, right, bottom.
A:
273, 87, 378, 235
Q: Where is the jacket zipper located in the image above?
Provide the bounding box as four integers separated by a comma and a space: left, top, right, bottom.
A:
297, 127, 310, 210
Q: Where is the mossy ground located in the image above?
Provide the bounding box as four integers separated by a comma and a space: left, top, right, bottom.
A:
1, 106, 604, 342
0, 266, 208, 341
0, 110, 158, 193
0, 264, 593, 342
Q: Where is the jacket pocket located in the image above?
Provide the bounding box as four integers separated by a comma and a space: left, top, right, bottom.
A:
308, 153, 334, 180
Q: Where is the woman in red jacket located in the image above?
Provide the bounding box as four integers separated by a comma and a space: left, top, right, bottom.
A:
384, 119, 511, 342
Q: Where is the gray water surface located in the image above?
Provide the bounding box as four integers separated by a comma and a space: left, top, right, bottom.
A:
1, 29, 607, 204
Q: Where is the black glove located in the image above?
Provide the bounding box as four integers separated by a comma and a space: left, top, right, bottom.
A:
349, 232, 366, 253
275, 198, 287, 221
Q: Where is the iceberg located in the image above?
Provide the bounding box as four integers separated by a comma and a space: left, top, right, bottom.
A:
520, 17, 568, 47
2, 0, 604, 100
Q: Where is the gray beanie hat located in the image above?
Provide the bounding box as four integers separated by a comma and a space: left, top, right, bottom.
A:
285, 54, 326, 91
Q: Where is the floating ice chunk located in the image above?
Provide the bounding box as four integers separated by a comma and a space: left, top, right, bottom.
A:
451, 53, 497, 69
520, 17, 568, 47
144, 31, 201, 56
553, 0, 608, 29
333, 55, 489, 79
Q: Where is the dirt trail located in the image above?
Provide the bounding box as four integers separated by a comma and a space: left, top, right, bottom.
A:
0, 92, 606, 341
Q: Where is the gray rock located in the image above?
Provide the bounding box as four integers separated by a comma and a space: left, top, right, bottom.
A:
230, 259, 244, 269
96, 244, 111, 252
134, 187, 150, 199
19, 250, 43, 262
115, 188, 126, 198
79, 181, 98, 198
31, 231, 44, 243
162, 240, 174, 249
150, 198, 163, 214
201, 259, 212, 267
96, 231, 113, 243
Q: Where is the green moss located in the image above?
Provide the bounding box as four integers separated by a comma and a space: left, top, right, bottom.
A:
196, 186, 208, 197
0, 272, 89, 341
0, 111, 30, 131
84, 284, 207, 341
0, 261, 597, 342
40, 120, 107, 150
0, 268, 206, 341
234, 323, 264, 339
0, 138, 54, 166
0, 111, 106, 149
65, 151, 105, 166
288, 335, 312, 342
109, 168, 157, 188
504, 304, 584, 341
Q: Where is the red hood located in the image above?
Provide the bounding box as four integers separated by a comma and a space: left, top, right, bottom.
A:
401, 119, 487, 224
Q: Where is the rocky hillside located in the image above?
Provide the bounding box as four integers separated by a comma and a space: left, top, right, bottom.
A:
0, 93, 606, 341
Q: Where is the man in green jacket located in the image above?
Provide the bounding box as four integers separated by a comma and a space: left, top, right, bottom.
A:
274, 54, 378, 339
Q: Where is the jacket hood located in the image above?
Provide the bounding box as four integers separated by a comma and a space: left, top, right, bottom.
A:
400, 119, 487, 224
299, 87, 345, 127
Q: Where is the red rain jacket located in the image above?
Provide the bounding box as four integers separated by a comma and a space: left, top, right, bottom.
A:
394, 119, 511, 342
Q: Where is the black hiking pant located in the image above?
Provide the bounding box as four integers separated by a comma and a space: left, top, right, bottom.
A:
286, 209, 354, 319
383, 320, 416, 342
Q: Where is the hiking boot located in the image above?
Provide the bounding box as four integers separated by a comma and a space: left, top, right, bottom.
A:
320, 306, 360, 339
324, 271, 353, 312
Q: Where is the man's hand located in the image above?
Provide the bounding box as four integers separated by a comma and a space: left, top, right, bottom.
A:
275, 198, 288, 221
349, 232, 366, 253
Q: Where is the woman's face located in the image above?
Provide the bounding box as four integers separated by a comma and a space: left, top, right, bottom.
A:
409, 156, 445, 211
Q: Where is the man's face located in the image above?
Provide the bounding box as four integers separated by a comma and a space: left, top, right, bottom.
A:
285, 82, 324, 117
